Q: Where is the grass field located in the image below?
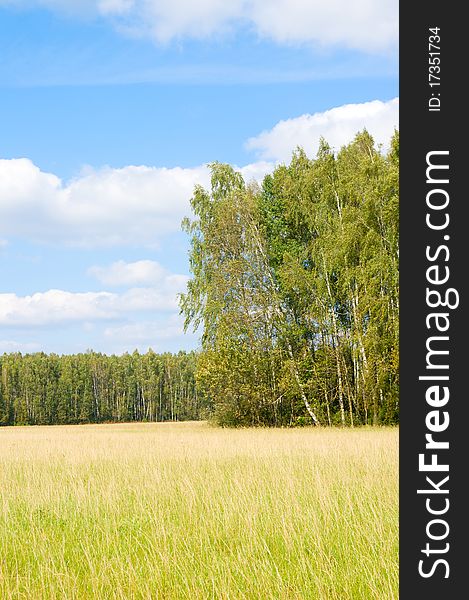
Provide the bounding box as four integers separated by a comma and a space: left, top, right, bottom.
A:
0, 422, 398, 599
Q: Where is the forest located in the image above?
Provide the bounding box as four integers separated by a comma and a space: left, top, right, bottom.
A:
1, 130, 399, 428
0, 351, 204, 426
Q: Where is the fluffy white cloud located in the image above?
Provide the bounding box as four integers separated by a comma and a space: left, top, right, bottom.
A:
238, 161, 274, 184
246, 98, 399, 162
1, 0, 398, 52
119, 286, 182, 311
0, 159, 273, 247
248, 0, 397, 52
0, 159, 210, 246
0, 283, 185, 327
108, 0, 245, 43
87, 259, 187, 288
0, 290, 116, 326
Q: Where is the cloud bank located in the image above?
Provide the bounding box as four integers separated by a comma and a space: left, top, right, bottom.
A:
0, 286, 183, 327
1, 0, 398, 52
0, 160, 272, 247
0, 160, 209, 246
0, 260, 188, 327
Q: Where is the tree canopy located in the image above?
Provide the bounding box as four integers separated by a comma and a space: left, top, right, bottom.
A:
180, 130, 399, 426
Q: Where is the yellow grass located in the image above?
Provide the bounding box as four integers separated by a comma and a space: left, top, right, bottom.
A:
0, 422, 398, 599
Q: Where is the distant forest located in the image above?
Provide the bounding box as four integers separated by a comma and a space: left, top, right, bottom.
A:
1, 130, 398, 427
0, 351, 205, 426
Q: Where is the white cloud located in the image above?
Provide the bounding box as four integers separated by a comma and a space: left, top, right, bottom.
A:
1, 0, 398, 52
120, 286, 183, 311
0, 159, 210, 247
0, 159, 274, 247
248, 0, 397, 52
88, 259, 184, 287
109, 0, 245, 43
0, 239, 8, 249
0, 290, 116, 326
246, 97, 399, 162
0, 283, 185, 327
238, 161, 274, 185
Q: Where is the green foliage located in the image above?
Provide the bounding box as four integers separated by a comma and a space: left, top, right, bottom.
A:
0, 350, 208, 426
181, 131, 399, 426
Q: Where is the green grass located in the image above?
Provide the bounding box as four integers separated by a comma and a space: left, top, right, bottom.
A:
0, 422, 398, 599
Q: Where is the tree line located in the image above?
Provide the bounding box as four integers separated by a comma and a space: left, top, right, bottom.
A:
180, 131, 399, 426
0, 350, 207, 426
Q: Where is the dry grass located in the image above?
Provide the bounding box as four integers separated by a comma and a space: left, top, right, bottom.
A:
0, 422, 398, 599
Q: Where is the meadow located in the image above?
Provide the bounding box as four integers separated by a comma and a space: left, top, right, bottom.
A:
0, 423, 398, 599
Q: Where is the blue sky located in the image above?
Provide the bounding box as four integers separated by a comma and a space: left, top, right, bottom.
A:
0, 0, 398, 355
